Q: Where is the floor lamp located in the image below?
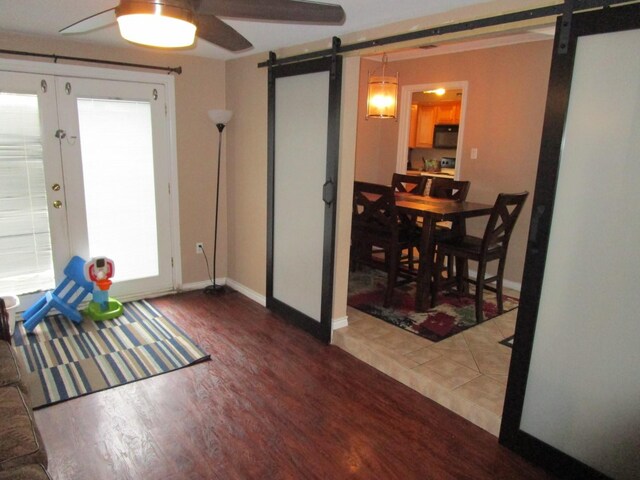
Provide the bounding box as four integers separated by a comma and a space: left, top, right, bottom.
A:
204, 109, 233, 294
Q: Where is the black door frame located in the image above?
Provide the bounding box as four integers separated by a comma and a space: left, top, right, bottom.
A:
499, 4, 640, 479
266, 54, 343, 344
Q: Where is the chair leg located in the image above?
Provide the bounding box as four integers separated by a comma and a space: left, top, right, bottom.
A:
431, 251, 446, 308
475, 262, 486, 324
384, 248, 399, 308
496, 257, 507, 314
454, 256, 466, 293
446, 254, 454, 280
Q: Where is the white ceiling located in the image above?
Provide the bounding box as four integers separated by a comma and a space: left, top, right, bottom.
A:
0, 0, 501, 60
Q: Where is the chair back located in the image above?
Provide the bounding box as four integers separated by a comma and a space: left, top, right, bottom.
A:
352, 181, 400, 239
482, 192, 529, 253
429, 178, 470, 201
391, 173, 427, 195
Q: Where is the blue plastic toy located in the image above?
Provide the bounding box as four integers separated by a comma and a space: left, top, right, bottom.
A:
22, 256, 94, 333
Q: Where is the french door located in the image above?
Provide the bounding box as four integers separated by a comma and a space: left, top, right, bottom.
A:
0, 69, 174, 308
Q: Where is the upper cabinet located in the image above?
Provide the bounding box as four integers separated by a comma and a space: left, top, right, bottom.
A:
433, 101, 461, 124
414, 105, 436, 148
409, 101, 461, 148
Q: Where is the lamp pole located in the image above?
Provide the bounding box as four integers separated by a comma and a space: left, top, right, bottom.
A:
204, 110, 232, 294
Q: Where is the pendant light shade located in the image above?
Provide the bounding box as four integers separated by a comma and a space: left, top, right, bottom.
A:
116, 2, 197, 48
366, 54, 398, 119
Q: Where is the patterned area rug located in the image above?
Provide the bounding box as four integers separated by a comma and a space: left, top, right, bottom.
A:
348, 267, 518, 343
12, 300, 210, 408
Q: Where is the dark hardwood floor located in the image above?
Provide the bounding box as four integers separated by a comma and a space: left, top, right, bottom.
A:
34, 290, 554, 479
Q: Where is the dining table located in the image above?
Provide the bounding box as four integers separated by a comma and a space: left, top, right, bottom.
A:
393, 192, 494, 312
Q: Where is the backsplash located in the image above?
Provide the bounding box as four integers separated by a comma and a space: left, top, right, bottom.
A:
408, 147, 457, 170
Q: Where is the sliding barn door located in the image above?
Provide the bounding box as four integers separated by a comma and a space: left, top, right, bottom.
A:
267, 56, 342, 343
500, 5, 640, 479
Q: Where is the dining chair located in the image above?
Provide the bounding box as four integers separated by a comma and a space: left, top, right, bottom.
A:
351, 181, 420, 307
431, 191, 529, 323
428, 177, 470, 201
391, 173, 427, 271
391, 173, 428, 195
429, 178, 472, 280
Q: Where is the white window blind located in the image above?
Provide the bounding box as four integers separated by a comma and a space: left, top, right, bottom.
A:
76, 98, 159, 282
0, 93, 55, 295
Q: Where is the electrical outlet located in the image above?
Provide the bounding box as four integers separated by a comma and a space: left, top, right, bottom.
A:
196, 242, 204, 254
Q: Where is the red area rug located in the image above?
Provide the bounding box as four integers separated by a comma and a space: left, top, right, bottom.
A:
348, 268, 518, 343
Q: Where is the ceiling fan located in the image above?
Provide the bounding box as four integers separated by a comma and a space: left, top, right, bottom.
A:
59, 0, 346, 51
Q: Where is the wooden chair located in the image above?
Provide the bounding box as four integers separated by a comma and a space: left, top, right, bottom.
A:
391, 173, 427, 195
350, 181, 420, 307
429, 178, 471, 279
391, 173, 427, 271
428, 177, 470, 201
431, 192, 529, 323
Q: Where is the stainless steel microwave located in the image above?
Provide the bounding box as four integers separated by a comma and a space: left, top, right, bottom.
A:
433, 124, 459, 149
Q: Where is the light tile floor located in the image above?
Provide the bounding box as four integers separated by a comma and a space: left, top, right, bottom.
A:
332, 289, 518, 437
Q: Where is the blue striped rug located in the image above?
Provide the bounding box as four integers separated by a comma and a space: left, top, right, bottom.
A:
12, 300, 210, 408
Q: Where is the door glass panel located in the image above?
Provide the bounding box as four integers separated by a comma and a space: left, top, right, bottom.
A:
0, 92, 54, 294
273, 71, 329, 321
76, 98, 158, 282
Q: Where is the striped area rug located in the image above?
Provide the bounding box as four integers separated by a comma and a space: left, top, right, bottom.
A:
12, 300, 210, 409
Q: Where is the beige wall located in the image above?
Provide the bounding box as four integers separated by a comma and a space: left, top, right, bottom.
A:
354, 40, 554, 284
225, 56, 268, 295
0, 31, 226, 286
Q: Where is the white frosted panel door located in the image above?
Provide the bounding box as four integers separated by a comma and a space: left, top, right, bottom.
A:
520, 29, 640, 480
273, 71, 329, 321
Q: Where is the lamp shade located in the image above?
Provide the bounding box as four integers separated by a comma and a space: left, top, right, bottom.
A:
116, 2, 196, 48
366, 75, 398, 118
208, 109, 233, 125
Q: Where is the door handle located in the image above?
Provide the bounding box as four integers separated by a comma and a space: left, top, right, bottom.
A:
52, 200, 63, 209
322, 179, 335, 205
52, 183, 61, 191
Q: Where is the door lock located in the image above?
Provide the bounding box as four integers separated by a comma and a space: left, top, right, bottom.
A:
51, 183, 61, 191
52, 200, 63, 209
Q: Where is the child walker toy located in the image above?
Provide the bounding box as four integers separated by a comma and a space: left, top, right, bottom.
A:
84, 257, 123, 321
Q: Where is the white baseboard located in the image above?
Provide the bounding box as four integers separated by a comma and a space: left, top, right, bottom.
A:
225, 278, 267, 306
332, 315, 349, 330
180, 278, 226, 292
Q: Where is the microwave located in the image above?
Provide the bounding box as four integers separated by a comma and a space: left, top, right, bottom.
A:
433, 124, 459, 149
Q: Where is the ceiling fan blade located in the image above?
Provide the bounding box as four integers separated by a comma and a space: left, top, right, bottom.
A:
196, 0, 345, 25
59, 8, 117, 34
195, 14, 253, 51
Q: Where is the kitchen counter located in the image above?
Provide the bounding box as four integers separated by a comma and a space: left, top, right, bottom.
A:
406, 168, 456, 178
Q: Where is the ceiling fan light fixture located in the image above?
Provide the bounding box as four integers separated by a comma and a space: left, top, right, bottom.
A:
116, 2, 196, 48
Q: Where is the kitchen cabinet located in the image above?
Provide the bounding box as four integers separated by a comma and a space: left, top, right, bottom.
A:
409, 104, 418, 148
414, 105, 435, 148
433, 102, 461, 124
409, 101, 461, 148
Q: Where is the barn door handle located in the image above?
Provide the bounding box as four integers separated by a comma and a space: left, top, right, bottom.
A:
322, 179, 335, 205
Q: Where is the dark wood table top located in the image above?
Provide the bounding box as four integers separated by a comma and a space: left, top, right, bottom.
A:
394, 192, 494, 220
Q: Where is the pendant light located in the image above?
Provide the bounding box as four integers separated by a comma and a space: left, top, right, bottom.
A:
366, 53, 398, 119
116, 1, 197, 48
